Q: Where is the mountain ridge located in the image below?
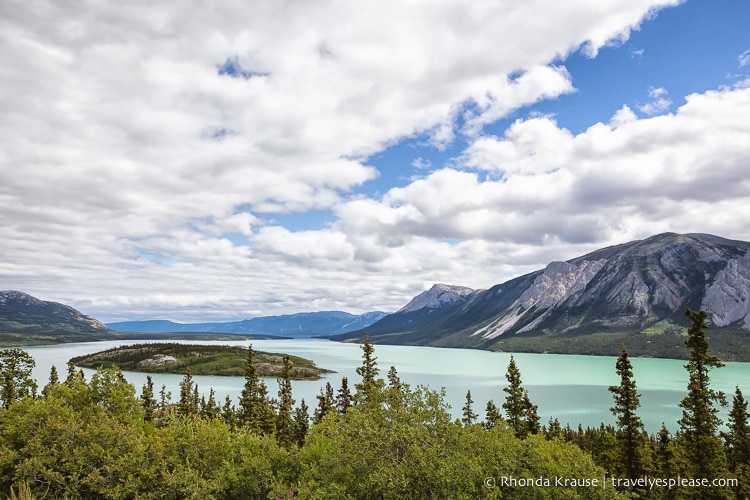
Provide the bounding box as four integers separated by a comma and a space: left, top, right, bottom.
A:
333, 232, 750, 360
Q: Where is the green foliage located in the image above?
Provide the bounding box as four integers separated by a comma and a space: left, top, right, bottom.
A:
461, 389, 478, 426
0, 349, 37, 409
678, 309, 728, 486
608, 345, 649, 480
354, 334, 385, 405
70, 342, 329, 378
237, 345, 276, 434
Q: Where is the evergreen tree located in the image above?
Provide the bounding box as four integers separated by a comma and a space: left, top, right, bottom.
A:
522, 390, 540, 436
336, 377, 353, 414
546, 418, 564, 440
178, 368, 199, 417
608, 345, 647, 479
238, 345, 275, 434
461, 390, 478, 426
41, 365, 60, 398
0, 348, 38, 408
725, 386, 750, 470
158, 384, 172, 418
483, 400, 502, 430
276, 356, 296, 447
200, 388, 220, 420
503, 356, 527, 437
677, 309, 728, 485
314, 381, 336, 424
354, 334, 384, 405
387, 366, 402, 391
140, 375, 157, 422
294, 399, 310, 447
221, 395, 236, 428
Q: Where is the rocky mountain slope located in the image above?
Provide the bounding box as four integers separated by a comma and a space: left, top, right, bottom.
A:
334, 233, 750, 360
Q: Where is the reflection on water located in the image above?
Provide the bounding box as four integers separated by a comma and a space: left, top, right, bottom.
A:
21, 338, 750, 433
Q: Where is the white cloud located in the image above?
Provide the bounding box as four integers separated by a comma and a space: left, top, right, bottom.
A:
639, 86, 673, 115
336, 82, 750, 259
0, 0, 691, 320
739, 49, 750, 68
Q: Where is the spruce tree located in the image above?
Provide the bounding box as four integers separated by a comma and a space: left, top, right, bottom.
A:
461, 390, 478, 426
483, 400, 502, 430
522, 390, 540, 436
221, 395, 236, 428
503, 356, 527, 437
238, 345, 275, 434
276, 356, 296, 447
336, 377, 353, 414
200, 388, 219, 420
140, 375, 157, 422
608, 345, 647, 479
178, 368, 199, 417
314, 381, 336, 424
725, 386, 750, 470
0, 348, 38, 408
41, 365, 60, 398
354, 334, 383, 405
294, 399, 310, 447
677, 309, 727, 484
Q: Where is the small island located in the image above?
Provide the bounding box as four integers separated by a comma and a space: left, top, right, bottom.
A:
69, 343, 333, 380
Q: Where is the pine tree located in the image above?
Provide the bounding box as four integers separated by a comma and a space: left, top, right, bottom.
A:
200, 388, 220, 420
178, 368, 199, 417
354, 334, 383, 405
221, 395, 236, 428
158, 384, 172, 418
294, 399, 310, 447
522, 390, 540, 436
483, 400, 502, 430
608, 345, 647, 479
725, 386, 750, 471
677, 309, 728, 484
546, 418, 564, 440
140, 375, 157, 422
336, 377, 353, 414
503, 356, 527, 437
314, 382, 336, 424
41, 365, 60, 398
0, 348, 38, 408
238, 345, 275, 434
461, 390, 478, 426
276, 356, 296, 447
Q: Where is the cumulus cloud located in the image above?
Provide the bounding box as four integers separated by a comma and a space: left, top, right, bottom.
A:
336, 82, 750, 257
0, 0, 690, 320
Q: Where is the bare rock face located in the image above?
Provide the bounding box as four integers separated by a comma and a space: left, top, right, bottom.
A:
398, 284, 476, 313
703, 251, 750, 327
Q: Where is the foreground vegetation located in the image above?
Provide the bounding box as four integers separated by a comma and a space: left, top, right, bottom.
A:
70, 343, 331, 379
0, 309, 746, 499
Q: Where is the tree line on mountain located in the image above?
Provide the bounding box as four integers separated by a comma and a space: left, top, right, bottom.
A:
0, 309, 747, 499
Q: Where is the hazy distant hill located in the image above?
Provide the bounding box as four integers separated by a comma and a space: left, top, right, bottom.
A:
108, 311, 387, 338
334, 233, 750, 360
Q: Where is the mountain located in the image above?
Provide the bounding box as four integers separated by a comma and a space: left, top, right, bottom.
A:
333, 233, 750, 360
108, 311, 388, 337
0, 290, 111, 344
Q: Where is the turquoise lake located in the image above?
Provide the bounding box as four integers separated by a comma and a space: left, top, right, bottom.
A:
22, 339, 750, 433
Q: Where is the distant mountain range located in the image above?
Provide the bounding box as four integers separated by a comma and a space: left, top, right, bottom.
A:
4, 232, 750, 359
333, 233, 750, 360
107, 311, 387, 338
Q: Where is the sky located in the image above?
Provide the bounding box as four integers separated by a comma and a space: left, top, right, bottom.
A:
1, 0, 750, 323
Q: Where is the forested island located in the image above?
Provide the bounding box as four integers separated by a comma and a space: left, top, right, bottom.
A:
0, 309, 747, 498
70, 342, 332, 379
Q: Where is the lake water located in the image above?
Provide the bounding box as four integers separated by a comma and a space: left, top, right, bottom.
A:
21, 339, 750, 433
